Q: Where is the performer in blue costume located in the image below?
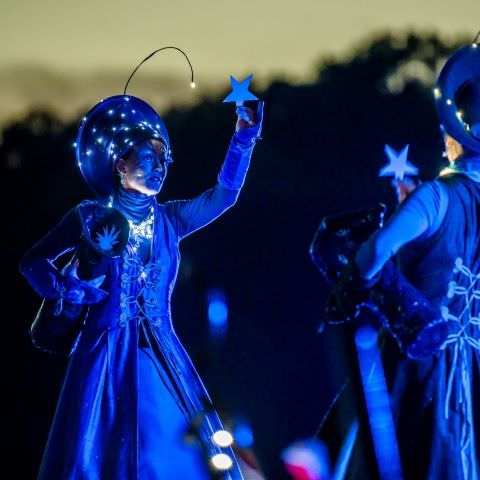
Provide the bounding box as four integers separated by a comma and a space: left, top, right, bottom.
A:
20, 90, 263, 479
353, 41, 480, 479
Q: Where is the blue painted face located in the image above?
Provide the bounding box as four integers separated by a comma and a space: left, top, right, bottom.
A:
116, 139, 168, 195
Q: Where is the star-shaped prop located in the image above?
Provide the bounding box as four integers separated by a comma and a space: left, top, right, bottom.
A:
223, 74, 258, 106
379, 144, 418, 181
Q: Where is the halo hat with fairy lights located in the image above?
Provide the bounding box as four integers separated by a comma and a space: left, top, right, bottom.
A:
434, 33, 480, 154
75, 47, 195, 198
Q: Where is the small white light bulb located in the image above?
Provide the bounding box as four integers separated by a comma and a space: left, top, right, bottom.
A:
191, 82, 196, 89
211, 453, 233, 471
212, 430, 234, 448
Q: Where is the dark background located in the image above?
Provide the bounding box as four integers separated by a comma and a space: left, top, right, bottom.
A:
1, 32, 464, 478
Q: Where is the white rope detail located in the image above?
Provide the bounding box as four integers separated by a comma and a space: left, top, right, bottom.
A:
439, 257, 480, 480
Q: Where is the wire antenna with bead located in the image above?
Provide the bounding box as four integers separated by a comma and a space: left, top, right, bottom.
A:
473, 30, 480, 46
123, 46, 196, 95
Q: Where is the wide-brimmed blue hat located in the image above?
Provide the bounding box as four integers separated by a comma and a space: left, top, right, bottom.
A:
434, 41, 480, 153
76, 95, 171, 198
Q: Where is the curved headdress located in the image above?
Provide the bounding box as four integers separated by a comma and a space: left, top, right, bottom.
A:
75, 47, 195, 198
76, 95, 171, 198
434, 39, 480, 153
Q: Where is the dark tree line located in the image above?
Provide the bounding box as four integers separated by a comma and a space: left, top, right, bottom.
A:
0, 32, 465, 478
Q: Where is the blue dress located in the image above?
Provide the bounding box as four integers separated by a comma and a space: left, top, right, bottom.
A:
357, 171, 480, 479
20, 130, 259, 480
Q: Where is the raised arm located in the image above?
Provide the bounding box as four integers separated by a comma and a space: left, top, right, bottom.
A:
355, 180, 448, 279
167, 102, 264, 239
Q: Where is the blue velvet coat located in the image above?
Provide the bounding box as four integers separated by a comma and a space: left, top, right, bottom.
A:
20, 131, 259, 480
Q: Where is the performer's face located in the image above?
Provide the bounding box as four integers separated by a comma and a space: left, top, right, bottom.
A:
444, 134, 464, 163
116, 139, 168, 195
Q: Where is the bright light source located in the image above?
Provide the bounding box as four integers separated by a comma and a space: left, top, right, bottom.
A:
212, 430, 234, 448
211, 453, 233, 471
207, 289, 228, 339
191, 82, 196, 89
234, 422, 254, 448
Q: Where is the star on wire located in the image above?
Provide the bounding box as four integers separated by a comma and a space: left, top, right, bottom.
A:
223, 74, 258, 106
379, 144, 418, 181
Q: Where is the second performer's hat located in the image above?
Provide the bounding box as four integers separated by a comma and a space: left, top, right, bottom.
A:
435, 40, 480, 153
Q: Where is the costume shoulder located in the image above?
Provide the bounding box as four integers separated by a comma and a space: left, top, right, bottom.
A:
76, 198, 108, 214
76, 197, 116, 225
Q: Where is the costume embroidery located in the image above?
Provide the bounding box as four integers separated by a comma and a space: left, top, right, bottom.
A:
440, 257, 480, 480
95, 225, 120, 251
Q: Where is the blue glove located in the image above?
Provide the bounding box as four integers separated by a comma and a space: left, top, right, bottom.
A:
234, 101, 264, 146
55, 260, 108, 307
218, 102, 264, 190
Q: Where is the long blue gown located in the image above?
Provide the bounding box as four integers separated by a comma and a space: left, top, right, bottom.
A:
20, 129, 259, 479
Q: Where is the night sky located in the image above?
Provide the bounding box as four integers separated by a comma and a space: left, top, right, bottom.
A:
1, 3, 479, 479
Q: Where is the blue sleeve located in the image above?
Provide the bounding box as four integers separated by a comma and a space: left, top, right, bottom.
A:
19, 206, 82, 298
166, 130, 258, 239
166, 185, 240, 240
355, 180, 448, 279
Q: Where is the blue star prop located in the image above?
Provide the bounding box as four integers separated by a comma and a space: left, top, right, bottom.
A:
223, 74, 258, 105
379, 144, 418, 180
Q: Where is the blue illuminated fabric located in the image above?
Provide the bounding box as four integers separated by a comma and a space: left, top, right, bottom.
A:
356, 169, 480, 479
19, 131, 259, 480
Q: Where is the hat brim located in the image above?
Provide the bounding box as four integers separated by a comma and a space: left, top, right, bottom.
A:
435, 43, 480, 153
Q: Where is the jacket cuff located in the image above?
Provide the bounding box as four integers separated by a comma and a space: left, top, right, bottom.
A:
217, 132, 258, 190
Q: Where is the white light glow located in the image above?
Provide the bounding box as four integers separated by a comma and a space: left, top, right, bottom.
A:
211, 453, 233, 471
212, 430, 234, 448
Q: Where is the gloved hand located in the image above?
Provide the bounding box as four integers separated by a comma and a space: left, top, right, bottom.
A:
218, 102, 264, 190
327, 261, 380, 322
234, 101, 264, 145
56, 259, 108, 305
